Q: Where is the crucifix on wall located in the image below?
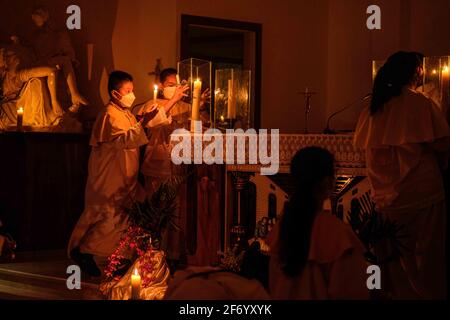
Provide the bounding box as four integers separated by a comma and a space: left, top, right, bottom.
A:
148, 58, 163, 83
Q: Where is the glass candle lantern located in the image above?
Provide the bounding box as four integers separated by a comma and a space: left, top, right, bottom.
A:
422, 56, 450, 111
177, 58, 212, 131
214, 68, 251, 130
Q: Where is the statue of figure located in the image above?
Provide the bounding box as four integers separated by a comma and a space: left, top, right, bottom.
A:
254, 217, 269, 239
0, 45, 62, 129
11, 6, 88, 113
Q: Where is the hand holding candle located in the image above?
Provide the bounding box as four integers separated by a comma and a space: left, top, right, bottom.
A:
131, 268, 141, 300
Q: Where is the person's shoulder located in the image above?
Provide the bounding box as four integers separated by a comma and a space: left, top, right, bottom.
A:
314, 211, 353, 236
404, 88, 434, 106
104, 102, 124, 118
309, 212, 364, 263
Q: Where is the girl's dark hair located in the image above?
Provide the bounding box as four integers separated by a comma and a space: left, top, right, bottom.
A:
108, 70, 133, 97
277, 147, 335, 278
370, 51, 423, 115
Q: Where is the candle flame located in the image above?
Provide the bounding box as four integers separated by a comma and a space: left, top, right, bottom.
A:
18, 107, 24, 113
220, 115, 225, 122
432, 69, 437, 75
154, 84, 158, 90
443, 65, 449, 73
134, 268, 139, 276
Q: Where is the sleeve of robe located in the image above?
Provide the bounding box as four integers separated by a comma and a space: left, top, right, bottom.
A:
327, 249, 370, 300
138, 100, 173, 129
90, 106, 149, 149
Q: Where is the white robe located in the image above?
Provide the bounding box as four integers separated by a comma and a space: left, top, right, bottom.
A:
68, 102, 148, 258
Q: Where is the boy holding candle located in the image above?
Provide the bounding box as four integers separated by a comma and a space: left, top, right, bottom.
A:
140, 68, 209, 197
68, 71, 161, 277
139, 68, 208, 265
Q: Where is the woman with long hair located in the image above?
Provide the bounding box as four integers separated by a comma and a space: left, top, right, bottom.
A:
354, 51, 450, 299
268, 147, 369, 299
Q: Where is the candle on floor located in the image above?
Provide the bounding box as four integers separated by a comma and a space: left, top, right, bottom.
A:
191, 78, 202, 131
153, 85, 158, 104
131, 268, 141, 300
17, 107, 23, 131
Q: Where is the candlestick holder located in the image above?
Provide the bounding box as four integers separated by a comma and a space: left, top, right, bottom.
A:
214, 69, 251, 131
177, 58, 212, 129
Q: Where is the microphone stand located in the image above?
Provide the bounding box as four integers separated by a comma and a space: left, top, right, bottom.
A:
324, 93, 372, 134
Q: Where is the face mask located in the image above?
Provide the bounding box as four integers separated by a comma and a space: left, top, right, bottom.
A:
118, 92, 136, 108
163, 86, 176, 100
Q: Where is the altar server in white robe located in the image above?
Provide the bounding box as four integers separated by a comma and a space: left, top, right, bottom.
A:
354, 52, 450, 299
68, 71, 165, 276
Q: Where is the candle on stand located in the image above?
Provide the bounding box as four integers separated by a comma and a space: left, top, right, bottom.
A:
131, 268, 141, 300
227, 71, 236, 119
17, 107, 24, 131
191, 78, 202, 131
153, 85, 158, 104
441, 65, 449, 105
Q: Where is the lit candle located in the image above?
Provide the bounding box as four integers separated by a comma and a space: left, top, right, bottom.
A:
441, 65, 449, 104
131, 268, 141, 300
153, 85, 158, 104
17, 107, 23, 131
176, 74, 180, 85
191, 78, 202, 131
227, 71, 236, 119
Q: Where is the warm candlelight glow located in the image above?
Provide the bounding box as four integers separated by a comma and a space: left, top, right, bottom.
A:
131, 267, 141, 300
17, 107, 24, 131
220, 115, 225, 122
432, 69, 437, 75
443, 65, 449, 73
153, 84, 158, 103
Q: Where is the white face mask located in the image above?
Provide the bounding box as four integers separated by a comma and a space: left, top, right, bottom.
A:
119, 92, 136, 108
163, 86, 176, 100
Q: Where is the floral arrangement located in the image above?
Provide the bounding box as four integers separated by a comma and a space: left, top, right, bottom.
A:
104, 226, 154, 285
104, 175, 185, 286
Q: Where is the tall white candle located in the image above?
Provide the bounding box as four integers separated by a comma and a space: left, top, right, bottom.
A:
131, 268, 141, 300
191, 78, 202, 131
227, 71, 236, 119
441, 65, 449, 105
